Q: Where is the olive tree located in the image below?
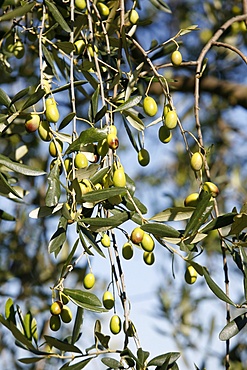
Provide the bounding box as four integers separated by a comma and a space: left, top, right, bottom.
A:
1, 0, 247, 369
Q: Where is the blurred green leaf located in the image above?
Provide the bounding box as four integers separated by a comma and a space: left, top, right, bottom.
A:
20, 88, 45, 111
45, 0, 71, 33
229, 213, 247, 236
202, 267, 236, 306
0, 1, 35, 21
44, 335, 82, 353
0, 88, 11, 108
59, 112, 76, 130
56, 41, 74, 54
150, 0, 171, 13
0, 209, 15, 221
239, 246, 247, 301
18, 357, 45, 364
71, 307, 84, 345
60, 358, 92, 369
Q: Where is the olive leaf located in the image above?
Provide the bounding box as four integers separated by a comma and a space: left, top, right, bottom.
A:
219, 313, 247, 341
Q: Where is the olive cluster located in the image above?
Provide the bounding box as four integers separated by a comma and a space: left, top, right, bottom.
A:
49, 298, 72, 331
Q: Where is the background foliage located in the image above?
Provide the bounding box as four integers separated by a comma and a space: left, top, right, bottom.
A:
1, 0, 247, 369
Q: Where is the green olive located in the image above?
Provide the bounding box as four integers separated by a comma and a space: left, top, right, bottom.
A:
143, 96, 158, 117
203, 182, 219, 198
101, 233, 111, 248
184, 265, 197, 284
113, 168, 126, 187
25, 114, 40, 133
97, 2, 110, 17
75, 0, 86, 10
107, 133, 119, 150
50, 315, 61, 331
190, 152, 203, 171
74, 39, 86, 54
102, 291, 114, 310
171, 50, 182, 66
38, 120, 52, 141
110, 315, 121, 335
49, 139, 63, 157
184, 193, 199, 207
158, 125, 172, 144
83, 273, 95, 289
138, 148, 150, 166
97, 138, 109, 157
50, 301, 63, 316
143, 251, 155, 265
131, 227, 144, 244
129, 9, 139, 24
75, 152, 88, 169
164, 110, 177, 130
122, 242, 134, 260
13, 40, 25, 59
60, 306, 73, 323
45, 98, 60, 123
141, 233, 155, 252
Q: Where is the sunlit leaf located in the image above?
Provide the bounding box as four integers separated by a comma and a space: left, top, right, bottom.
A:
101, 357, 121, 368
45, 160, 61, 207
147, 352, 181, 367
81, 187, 127, 203
141, 222, 181, 239
5, 298, 16, 325
48, 216, 67, 254
113, 95, 142, 112
199, 212, 236, 233
29, 203, 63, 218
0, 154, 46, 176
184, 191, 213, 237
65, 127, 106, 155
219, 313, 247, 341
150, 207, 194, 222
